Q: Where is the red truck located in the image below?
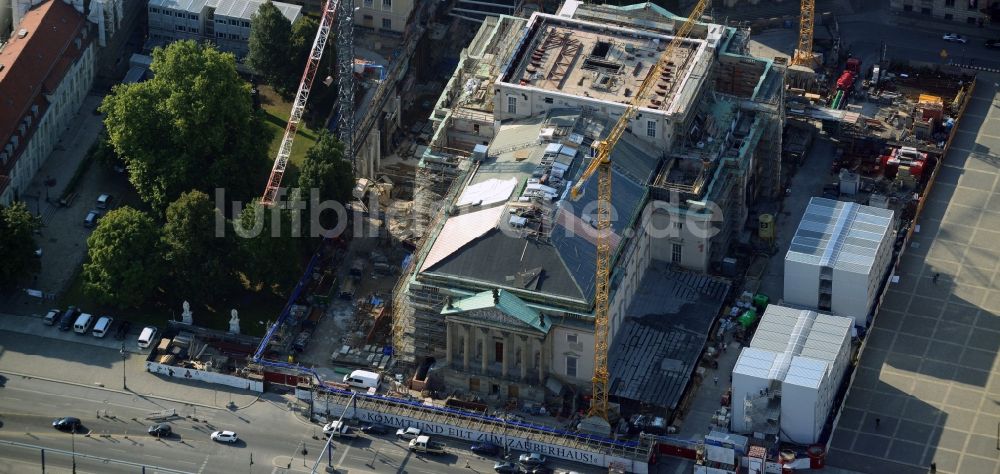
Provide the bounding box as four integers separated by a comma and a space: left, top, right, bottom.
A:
837, 58, 862, 91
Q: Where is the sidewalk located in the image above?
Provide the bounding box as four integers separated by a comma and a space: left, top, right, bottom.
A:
0, 321, 260, 411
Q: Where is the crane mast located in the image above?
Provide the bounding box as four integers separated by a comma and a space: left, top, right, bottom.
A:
791, 0, 817, 68
261, 0, 342, 206
569, 0, 709, 422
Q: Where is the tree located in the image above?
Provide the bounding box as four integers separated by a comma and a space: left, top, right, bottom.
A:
234, 201, 302, 290
83, 207, 163, 308
247, 0, 295, 95
289, 16, 337, 127
298, 132, 353, 238
0, 202, 39, 287
162, 190, 235, 301
100, 40, 271, 213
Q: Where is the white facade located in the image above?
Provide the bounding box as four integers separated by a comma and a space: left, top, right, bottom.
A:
355, 0, 413, 34
0, 4, 96, 206
783, 198, 896, 328
147, 0, 302, 58
730, 305, 852, 444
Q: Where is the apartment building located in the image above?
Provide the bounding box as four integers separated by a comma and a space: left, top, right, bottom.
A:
354, 0, 413, 34
889, 0, 993, 25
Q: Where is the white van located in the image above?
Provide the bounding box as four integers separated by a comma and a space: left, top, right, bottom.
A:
92, 316, 113, 338
73, 313, 94, 334
343, 369, 379, 390
137, 326, 158, 349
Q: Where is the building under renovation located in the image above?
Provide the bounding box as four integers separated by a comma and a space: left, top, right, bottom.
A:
393, 2, 785, 411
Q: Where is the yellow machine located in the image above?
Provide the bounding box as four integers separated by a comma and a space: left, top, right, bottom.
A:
569, 0, 710, 423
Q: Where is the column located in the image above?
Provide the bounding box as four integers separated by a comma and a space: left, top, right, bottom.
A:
480, 329, 489, 374
445, 322, 453, 367
501, 332, 510, 378
538, 337, 546, 385
462, 325, 471, 371
520, 336, 528, 381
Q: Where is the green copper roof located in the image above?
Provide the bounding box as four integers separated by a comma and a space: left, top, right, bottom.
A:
442, 289, 550, 334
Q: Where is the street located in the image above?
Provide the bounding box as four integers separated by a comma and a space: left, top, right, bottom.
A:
0, 374, 603, 474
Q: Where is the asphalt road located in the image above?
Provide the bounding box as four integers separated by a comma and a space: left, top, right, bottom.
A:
839, 20, 1000, 70
0, 375, 602, 474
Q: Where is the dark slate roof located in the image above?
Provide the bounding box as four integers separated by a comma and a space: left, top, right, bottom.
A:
607, 265, 731, 410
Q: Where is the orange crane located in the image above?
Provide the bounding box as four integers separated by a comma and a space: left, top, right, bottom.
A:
569, 0, 709, 422
791, 0, 817, 68
261, 0, 343, 206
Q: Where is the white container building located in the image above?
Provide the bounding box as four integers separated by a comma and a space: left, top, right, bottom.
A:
783, 197, 896, 328
730, 305, 852, 444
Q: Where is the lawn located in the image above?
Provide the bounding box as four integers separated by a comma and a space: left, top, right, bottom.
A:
59, 270, 286, 338
259, 85, 322, 185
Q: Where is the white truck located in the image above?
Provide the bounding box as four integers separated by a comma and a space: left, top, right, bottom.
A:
322, 421, 358, 439
408, 435, 446, 455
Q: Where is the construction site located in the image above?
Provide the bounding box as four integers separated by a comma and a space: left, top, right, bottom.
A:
136, 1, 983, 472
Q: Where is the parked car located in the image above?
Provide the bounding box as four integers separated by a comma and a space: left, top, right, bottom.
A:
986, 39, 1000, 49
942, 33, 967, 43
114, 320, 132, 340
96, 194, 113, 209
84, 209, 101, 228
58, 307, 80, 331
518, 453, 547, 467
494, 461, 519, 473
148, 423, 171, 437
360, 424, 390, 435
52, 417, 82, 432
471, 442, 500, 456
322, 421, 358, 438
43, 309, 61, 326
407, 435, 446, 455
395, 427, 421, 441
210, 430, 238, 443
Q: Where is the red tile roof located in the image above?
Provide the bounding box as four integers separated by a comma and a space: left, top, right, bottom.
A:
0, 0, 88, 195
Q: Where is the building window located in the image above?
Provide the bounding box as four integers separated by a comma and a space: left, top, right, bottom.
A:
176, 25, 185, 31
382, 0, 391, 7
675, 222, 683, 230
364, 0, 373, 6
646, 120, 656, 138
945, 0, 955, 5
382, 18, 391, 29
363, 14, 373, 21
566, 356, 577, 378
672, 243, 682, 263
567, 333, 577, 344
507, 96, 516, 114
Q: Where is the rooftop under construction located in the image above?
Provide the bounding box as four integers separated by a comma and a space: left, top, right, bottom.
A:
390, 2, 786, 424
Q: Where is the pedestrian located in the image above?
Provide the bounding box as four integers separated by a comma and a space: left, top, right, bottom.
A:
713, 376, 719, 386
933, 273, 940, 284
875, 417, 881, 429
930, 462, 936, 473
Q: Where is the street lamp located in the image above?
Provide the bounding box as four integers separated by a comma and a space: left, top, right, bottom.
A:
120, 345, 128, 390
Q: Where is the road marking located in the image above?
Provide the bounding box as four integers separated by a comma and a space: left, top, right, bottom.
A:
337, 440, 351, 466
197, 454, 210, 473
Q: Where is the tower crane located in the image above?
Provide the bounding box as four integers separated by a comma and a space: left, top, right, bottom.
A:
261, 0, 352, 206
569, 0, 709, 424
791, 0, 817, 68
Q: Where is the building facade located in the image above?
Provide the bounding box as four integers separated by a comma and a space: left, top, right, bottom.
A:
0, 0, 95, 206
354, 0, 413, 34
783, 198, 897, 328
889, 0, 993, 25
147, 0, 301, 58
396, 3, 784, 406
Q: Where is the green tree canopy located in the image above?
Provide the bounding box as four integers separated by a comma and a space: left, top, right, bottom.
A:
83, 207, 163, 308
0, 202, 40, 286
297, 132, 353, 238
234, 201, 302, 290
163, 190, 235, 301
100, 40, 271, 213
247, 0, 295, 95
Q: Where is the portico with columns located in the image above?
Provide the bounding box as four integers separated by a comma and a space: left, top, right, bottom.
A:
441, 288, 551, 402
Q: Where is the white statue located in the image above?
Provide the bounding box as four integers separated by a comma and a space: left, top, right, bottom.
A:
229, 309, 240, 334
181, 301, 193, 325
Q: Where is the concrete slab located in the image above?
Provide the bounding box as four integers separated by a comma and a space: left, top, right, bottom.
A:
828, 78, 1000, 474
